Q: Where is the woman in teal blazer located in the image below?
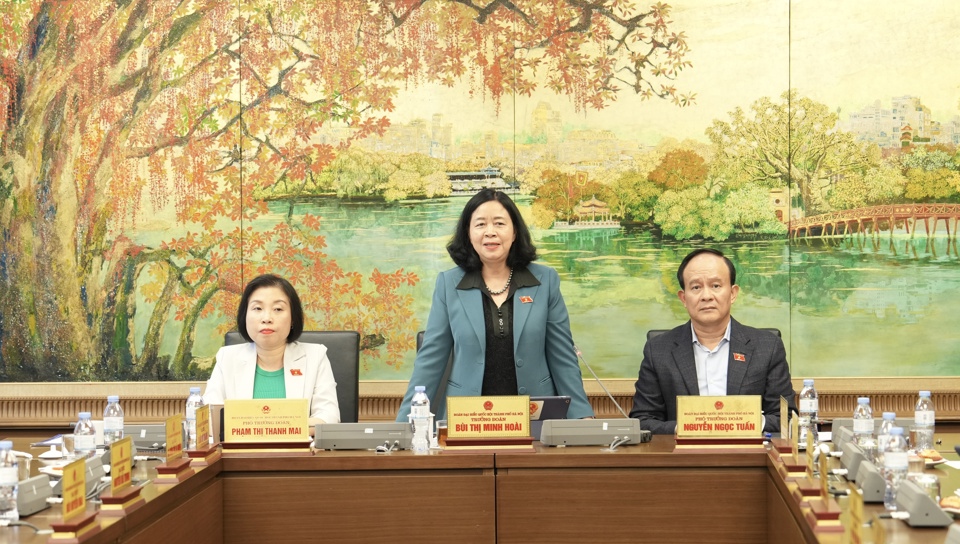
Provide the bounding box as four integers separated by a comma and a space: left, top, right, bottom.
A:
397, 189, 593, 422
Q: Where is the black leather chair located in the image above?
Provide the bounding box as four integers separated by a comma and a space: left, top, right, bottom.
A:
224, 331, 360, 423
646, 328, 781, 342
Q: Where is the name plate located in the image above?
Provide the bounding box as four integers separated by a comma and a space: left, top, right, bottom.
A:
447, 396, 530, 438
780, 396, 789, 440
165, 414, 184, 463
676, 395, 762, 438
791, 414, 800, 457
224, 398, 310, 442
110, 437, 134, 494
61, 457, 87, 520
819, 445, 829, 498
196, 405, 211, 448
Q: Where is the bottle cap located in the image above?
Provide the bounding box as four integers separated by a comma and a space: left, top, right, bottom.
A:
919, 390, 931, 397
415, 385, 426, 392
857, 397, 869, 404
107, 395, 119, 403
79, 411, 92, 419
882, 412, 895, 420
190, 386, 201, 394
803, 379, 814, 386
890, 427, 904, 435
0, 440, 11, 450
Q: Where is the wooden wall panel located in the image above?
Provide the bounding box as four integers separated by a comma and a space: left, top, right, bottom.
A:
497, 467, 766, 544
123, 480, 224, 544
223, 471, 494, 544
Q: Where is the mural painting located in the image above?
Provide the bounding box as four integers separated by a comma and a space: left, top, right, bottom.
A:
1, 1, 958, 384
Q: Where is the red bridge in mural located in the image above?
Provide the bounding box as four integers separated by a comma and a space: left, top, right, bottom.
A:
789, 204, 960, 238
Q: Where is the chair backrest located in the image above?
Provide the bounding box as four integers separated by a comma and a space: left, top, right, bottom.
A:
646, 328, 782, 342
224, 331, 360, 423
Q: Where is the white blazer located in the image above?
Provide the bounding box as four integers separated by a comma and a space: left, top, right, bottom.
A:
203, 341, 340, 424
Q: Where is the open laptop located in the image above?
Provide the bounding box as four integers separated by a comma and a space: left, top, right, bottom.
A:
530, 395, 571, 440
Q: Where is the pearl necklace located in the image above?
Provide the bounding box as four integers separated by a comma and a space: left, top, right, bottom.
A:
485, 268, 513, 295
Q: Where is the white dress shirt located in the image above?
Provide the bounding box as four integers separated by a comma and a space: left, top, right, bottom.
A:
691, 321, 732, 396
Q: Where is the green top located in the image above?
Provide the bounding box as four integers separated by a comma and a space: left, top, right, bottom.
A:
253, 366, 286, 399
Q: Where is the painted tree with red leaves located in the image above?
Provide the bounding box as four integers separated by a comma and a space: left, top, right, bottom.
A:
0, 0, 690, 380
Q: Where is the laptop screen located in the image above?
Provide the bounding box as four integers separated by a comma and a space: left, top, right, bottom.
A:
530, 396, 571, 440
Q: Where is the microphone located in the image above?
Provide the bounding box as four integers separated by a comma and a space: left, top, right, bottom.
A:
574, 344, 629, 419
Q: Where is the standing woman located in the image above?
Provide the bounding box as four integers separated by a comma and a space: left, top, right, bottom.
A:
204, 274, 340, 425
397, 189, 593, 422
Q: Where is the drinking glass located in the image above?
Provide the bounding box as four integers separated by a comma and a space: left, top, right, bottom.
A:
61, 434, 75, 460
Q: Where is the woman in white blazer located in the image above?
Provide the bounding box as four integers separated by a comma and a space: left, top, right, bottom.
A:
203, 274, 340, 425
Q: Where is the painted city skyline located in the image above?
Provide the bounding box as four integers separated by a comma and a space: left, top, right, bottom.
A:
356, 93, 960, 161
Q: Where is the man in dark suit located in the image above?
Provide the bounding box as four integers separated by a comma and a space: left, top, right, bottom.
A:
630, 248, 796, 434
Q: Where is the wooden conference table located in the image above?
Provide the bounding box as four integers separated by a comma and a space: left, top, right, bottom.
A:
5, 433, 960, 543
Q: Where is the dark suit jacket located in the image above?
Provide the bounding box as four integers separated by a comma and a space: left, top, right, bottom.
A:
629, 318, 796, 435
396, 263, 593, 422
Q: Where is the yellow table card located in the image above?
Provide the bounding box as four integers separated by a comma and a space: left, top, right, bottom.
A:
447, 396, 531, 438
870, 511, 886, 544
848, 482, 863, 526
791, 414, 800, 457
61, 457, 87, 520
195, 404, 211, 449
819, 445, 829, 498
110, 436, 133, 495
224, 398, 310, 442
165, 414, 184, 464
780, 396, 789, 440
676, 395, 762, 438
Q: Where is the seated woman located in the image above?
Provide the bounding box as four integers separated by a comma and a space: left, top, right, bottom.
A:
203, 274, 340, 426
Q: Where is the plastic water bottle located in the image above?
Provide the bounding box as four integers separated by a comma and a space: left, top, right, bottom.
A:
852, 397, 874, 449
913, 390, 935, 451
0, 440, 18, 522
74, 411, 97, 459
410, 386, 431, 454
882, 427, 908, 511
875, 412, 896, 469
185, 387, 204, 450
103, 395, 124, 446
797, 379, 818, 447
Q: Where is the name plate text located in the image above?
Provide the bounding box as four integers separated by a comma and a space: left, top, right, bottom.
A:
676, 395, 763, 438
447, 396, 530, 438
224, 398, 309, 442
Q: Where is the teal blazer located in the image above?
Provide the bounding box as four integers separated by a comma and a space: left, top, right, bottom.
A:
397, 262, 593, 421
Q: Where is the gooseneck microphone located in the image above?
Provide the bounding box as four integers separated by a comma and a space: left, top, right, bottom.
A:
573, 344, 630, 419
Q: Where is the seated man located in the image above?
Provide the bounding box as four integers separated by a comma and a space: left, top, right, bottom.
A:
630, 248, 796, 434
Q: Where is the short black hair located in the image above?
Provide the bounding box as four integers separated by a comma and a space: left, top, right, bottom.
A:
446, 189, 537, 271
676, 248, 736, 289
236, 274, 304, 343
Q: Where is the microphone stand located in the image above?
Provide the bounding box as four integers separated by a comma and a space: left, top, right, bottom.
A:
574, 344, 629, 419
